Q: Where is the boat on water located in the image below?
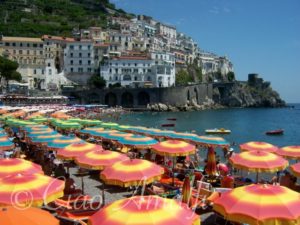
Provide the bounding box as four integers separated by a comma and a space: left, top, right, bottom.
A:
167, 118, 177, 121
205, 128, 231, 134
265, 129, 284, 135
161, 124, 175, 127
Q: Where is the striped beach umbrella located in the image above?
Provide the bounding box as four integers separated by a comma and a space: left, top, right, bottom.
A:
31, 134, 63, 144
29, 117, 48, 124
57, 142, 103, 160
101, 131, 133, 141
100, 159, 164, 187
240, 141, 279, 153
168, 132, 199, 142
117, 135, 158, 149
290, 162, 300, 177
152, 140, 196, 157
213, 184, 300, 225
88, 130, 119, 138
22, 124, 49, 132
0, 206, 59, 225
205, 146, 218, 176
89, 195, 200, 225
145, 128, 176, 138
78, 127, 104, 135
194, 135, 230, 147
27, 130, 57, 138
0, 173, 64, 207
0, 158, 43, 178
46, 136, 83, 151
0, 137, 14, 151
0, 132, 8, 138
229, 151, 288, 182
100, 122, 119, 129
75, 150, 128, 170
277, 146, 300, 160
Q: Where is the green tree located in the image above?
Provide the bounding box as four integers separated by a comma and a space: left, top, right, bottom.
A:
227, 71, 235, 81
0, 56, 22, 92
88, 74, 106, 89
175, 70, 193, 86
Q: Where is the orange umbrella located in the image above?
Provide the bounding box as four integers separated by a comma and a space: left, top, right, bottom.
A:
0, 206, 59, 225
0, 158, 43, 178
0, 173, 64, 207
89, 195, 200, 225
290, 162, 300, 177
213, 184, 300, 225
0, 109, 8, 115
182, 176, 192, 206
205, 146, 218, 176
57, 142, 103, 160
75, 150, 129, 170
229, 150, 288, 182
152, 140, 196, 157
100, 159, 164, 187
277, 146, 300, 160
240, 141, 279, 153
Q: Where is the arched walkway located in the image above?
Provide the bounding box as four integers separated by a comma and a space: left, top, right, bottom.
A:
187, 90, 190, 101
87, 93, 100, 104
194, 88, 199, 104
121, 92, 134, 108
105, 92, 117, 107
137, 91, 150, 106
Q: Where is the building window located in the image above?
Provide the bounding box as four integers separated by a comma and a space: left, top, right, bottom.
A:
115, 76, 118, 81
87, 45, 90, 50
70, 68, 73, 72
70, 53, 73, 57
79, 45, 82, 50
13, 50, 16, 54
109, 68, 112, 73
70, 45, 74, 50
27, 43, 30, 47
40, 44, 43, 47
33, 69, 36, 74
79, 53, 82, 57
48, 63, 51, 67
79, 60, 82, 65
70, 60, 73, 65
88, 53, 90, 57
135, 63, 137, 67
12, 43, 16, 46
19, 50, 23, 54
42, 70, 44, 74
5, 43, 10, 46
115, 68, 118, 74
40, 51, 43, 55
134, 76, 137, 81
20, 43, 23, 47
33, 44, 37, 48
49, 69, 52, 75
88, 68, 92, 72
88, 60, 91, 65
147, 76, 151, 81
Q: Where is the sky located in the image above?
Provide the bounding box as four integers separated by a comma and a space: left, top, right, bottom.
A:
110, 0, 300, 103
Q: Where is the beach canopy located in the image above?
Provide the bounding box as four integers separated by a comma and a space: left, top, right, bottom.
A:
57, 142, 103, 160
240, 141, 279, 153
89, 195, 200, 225
152, 140, 196, 157
117, 135, 158, 148
30, 134, 63, 144
0, 173, 64, 207
290, 162, 300, 177
229, 150, 288, 173
100, 131, 133, 141
75, 150, 129, 170
0, 137, 14, 151
277, 146, 300, 159
0, 158, 43, 178
193, 135, 230, 147
46, 136, 83, 150
0, 206, 59, 225
100, 159, 164, 187
213, 184, 300, 225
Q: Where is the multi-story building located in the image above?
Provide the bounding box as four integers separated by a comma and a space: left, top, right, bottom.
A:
64, 39, 95, 85
100, 51, 175, 88
156, 22, 177, 45
0, 36, 45, 89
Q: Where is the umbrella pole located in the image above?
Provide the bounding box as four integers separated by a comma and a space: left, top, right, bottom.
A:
102, 183, 105, 206
172, 157, 176, 186
81, 176, 84, 194
256, 172, 259, 184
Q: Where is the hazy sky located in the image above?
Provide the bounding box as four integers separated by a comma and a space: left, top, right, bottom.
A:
111, 0, 300, 103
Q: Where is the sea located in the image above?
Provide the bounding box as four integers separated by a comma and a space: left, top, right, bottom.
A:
116, 103, 300, 180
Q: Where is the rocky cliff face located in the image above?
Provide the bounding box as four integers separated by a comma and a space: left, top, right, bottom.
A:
214, 74, 286, 108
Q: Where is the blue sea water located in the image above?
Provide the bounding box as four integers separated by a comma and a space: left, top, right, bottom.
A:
118, 104, 300, 148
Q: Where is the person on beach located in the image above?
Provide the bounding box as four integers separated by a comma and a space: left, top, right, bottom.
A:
54, 163, 66, 180
64, 173, 81, 195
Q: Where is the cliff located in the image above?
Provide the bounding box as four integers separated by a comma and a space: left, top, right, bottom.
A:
213, 74, 286, 108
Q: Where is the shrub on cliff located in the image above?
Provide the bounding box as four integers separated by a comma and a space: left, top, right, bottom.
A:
175, 70, 193, 86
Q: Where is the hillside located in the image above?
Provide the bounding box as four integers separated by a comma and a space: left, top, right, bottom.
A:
0, 0, 132, 37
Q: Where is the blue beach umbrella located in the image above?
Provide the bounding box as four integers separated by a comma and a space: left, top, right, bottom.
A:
193, 135, 230, 147
31, 134, 63, 144
0, 137, 14, 151
168, 132, 199, 142
47, 136, 83, 150
117, 135, 158, 148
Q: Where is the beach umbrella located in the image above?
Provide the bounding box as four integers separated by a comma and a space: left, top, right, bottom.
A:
55, 121, 82, 130
29, 117, 48, 124
213, 184, 300, 225
100, 122, 119, 129
0, 206, 59, 225
27, 130, 57, 138
80, 119, 102, 126
144, 128, 176, 138
89, 195, 200, 225
30, 134, 63, 144
117, 135, 158, 149
240, 141, 279, 153
88, 129, 119, 138
168, 132, 199, 142
100, 159, 164, 187
78, 127, 104, 135
0, 173, 64, 207
101, 131, 133, 141
0, 133, 8, 138
46, 136, 83, 151
57, 142, 103, 160
75, 150, 129, 170
277, 146, 300, 160
22, 124, 49, 132
182, 176, 192, 206
116, 125, 132, 131
152, 140, 196, 157
194, 135, 230, 147
290, 162, 300, 177
0, 158, 43, 178
229, 150, 288, 182
0, 137, 14, 151
205, 146, 218, 176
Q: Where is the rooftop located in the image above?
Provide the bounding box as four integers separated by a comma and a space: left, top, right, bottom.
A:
1, 36, 42, 43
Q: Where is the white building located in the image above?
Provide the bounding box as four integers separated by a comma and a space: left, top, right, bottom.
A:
156, 22, 177, 45
64, 39, 95, 85
100, 51, 175, 88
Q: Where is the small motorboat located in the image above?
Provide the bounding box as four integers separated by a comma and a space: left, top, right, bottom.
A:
161, 124, 175, 127
167, 118, 177, 121
205, 128, 231, 134
265, 129, 284, 135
